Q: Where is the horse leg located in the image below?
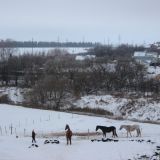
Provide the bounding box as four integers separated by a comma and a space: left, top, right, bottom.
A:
66, 137, 68, 145
137, 129, 141, 137
115, 130, 118, 137
103, 132, 106, 138
136, 129, 139, 137
69, 137, 71, 145
139, 129, 141, 137
129, 131, 132, 137
114, 129, 118, 137
112, 131, 114, 138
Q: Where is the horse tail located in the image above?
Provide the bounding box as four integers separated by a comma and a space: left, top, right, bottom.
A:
115, 128, 118, 137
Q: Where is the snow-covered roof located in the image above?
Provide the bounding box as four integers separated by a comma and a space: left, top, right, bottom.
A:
133, 51, 146, 57
75, 55, 95, 61
75, 55, 85, 61
134, 51, 158, 58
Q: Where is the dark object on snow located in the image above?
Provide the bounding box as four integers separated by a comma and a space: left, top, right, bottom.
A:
140, 155, 149, 159
102, 138, 112, 142
28, 143, 39, 148
156, 146, 160, 150
95, 125, 118, 138
44, 140, 50, 144
52, 140, 59, 144
137, 139, 144, 143
102, 138, 119, 142
154, 152, 159, 156
44, 139, 60, 144
91, 138, 118, 142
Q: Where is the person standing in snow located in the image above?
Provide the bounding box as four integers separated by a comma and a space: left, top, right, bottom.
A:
32, 129, 36, 143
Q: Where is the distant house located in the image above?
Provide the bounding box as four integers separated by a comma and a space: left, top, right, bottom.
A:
133, 51, 158, 64
75, 55, 95, 61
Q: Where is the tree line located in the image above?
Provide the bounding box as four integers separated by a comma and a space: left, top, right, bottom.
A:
0, 39, 97, 48
0, 44, 159, 110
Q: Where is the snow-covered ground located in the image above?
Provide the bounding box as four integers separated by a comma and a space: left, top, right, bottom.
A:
0, 104, 160, 160
147, 66, 160, 77
74, 95, 127, 115
1, 87, 160, 122
0, 87, 24, 104
74, 95, 160, 122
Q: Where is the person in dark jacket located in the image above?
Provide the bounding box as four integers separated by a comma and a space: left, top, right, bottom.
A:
32, 129, 36, 143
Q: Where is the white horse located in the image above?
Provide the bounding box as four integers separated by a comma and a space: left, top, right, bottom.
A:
120, 125, 141, 137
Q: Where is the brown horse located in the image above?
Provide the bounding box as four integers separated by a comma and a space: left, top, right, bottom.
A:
65, 124, 72, 145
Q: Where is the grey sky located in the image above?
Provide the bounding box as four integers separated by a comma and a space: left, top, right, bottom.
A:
0, 0, 160, 44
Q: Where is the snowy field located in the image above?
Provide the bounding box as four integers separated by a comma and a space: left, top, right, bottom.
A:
17, 47, 90, 55
0, 104, 160, 160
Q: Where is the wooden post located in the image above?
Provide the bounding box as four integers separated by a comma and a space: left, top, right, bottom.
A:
10, 124, 13, 135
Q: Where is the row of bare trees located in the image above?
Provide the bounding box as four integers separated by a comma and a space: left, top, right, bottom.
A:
0, 45, 160, 109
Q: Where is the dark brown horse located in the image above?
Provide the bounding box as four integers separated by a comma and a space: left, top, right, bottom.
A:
65, 124, 72, 145
96, 125, 118, 138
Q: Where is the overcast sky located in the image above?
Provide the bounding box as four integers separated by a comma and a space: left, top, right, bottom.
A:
0, 0, 160, 44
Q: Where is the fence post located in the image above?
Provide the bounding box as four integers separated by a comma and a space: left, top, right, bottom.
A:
10, 124, 13, 135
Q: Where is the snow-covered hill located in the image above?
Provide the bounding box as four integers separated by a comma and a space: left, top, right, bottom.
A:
74, 95, 160, 122
1, 86, 160, 122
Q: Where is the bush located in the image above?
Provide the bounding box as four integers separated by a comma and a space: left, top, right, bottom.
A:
0, 94, 11, 103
